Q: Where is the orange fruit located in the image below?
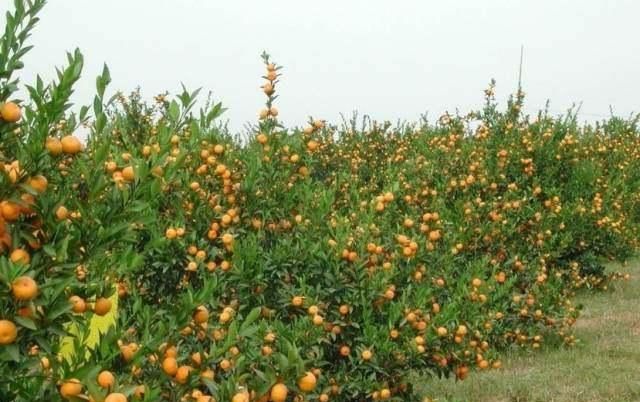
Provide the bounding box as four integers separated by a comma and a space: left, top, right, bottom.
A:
19, 193, 36, 214
270, 383, 288, 402
104, 393, 128, 402
163, 344, 178, 358
10, 248, 30, 265
59, 378, 82, 399
120, 344, 137, 362
28, 175, 48, 193
0, 101, 21, 122
298, 371, 317, 392
262, 82, 275, 96
60, 135, 83, 154
40, 356, 50, 370
200, 368, 214, 381
0, 201, 21, 221
174, 365, 192, 384
55, 205, 69, 220
361, 349, 373, 361
193, 305, 209, 324
190, 352, 202, 366
133, 385, 145, 398
0, 319, 17, 345
46, 137, 63, 156
0, 231, 11, 252
69, 295, 87, 313
162, 357, 178, 376
97, 370, 115, 388
93, 297, 112, 316
11, 276, 38, 301
291, 296, 303, 307
122, 166, 135, 182
232, 392, 249, 402
428, 230, 441, 241
165, 228, 177, 239
256, 133, 268, 144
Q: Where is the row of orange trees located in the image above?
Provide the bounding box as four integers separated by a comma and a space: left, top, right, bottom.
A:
1, 1, 639, 401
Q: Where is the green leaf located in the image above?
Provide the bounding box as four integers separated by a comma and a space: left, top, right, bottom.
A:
14, 316, 37, 330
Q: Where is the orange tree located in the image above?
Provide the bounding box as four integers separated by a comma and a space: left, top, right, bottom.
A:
1, 1, 639, 401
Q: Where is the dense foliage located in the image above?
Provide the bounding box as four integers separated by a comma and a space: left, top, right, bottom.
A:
1, 2, 638, 401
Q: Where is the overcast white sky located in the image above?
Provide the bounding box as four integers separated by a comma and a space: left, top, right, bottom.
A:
3, 1, 639, 132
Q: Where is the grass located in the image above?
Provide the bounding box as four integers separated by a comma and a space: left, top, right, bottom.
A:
420, 260, 640, 402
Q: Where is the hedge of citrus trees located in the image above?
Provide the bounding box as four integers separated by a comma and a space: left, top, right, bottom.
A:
1, 1, 639, 401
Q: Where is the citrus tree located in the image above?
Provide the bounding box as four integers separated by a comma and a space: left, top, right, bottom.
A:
1, 1, 639, 402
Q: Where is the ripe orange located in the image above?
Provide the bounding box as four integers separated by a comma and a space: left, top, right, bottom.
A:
165, 228, 177, 239
46, 137, 63, 155
104, 393, 128, 402
163, 345, 178, 358
292, 296, 303, 307
270, 383, 288, 402
174, 365, 192, 384
28, 175, 48, 193
232, 392, 249, 402
298, 371, 317, 392
0, 101, 21, 122
40, 356, 50, 370
262, 82, 274, 96
55, 205, 69, 220
19, 193, 36, 215
191, 352, 202, 366
162, 357, 178, 376
428, 230, 441, 241
193, 305, 209, 323
0, 320, 17, 345
122, 166, 135, 182
361, 349, 373, 361
11, 276, 38, 301
312, 314, 324, 326
94, 297, 112, 316
60, 135, 83, 154
200, 368, 214, 381
0, 200, 21, 221
59, 379, 82, 399
97, 370, 115, 388
0, 232, 12, 251
10, 248, 30, 265
120, 343, 137, 362
69, 295, 87, 313
436, 327, 448, 337
133, 385, 145, 398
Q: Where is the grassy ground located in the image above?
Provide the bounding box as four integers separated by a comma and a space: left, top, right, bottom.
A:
420, 260, 640, 402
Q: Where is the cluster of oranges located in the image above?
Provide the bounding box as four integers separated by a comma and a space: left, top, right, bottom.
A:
1, 2, 640, 401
